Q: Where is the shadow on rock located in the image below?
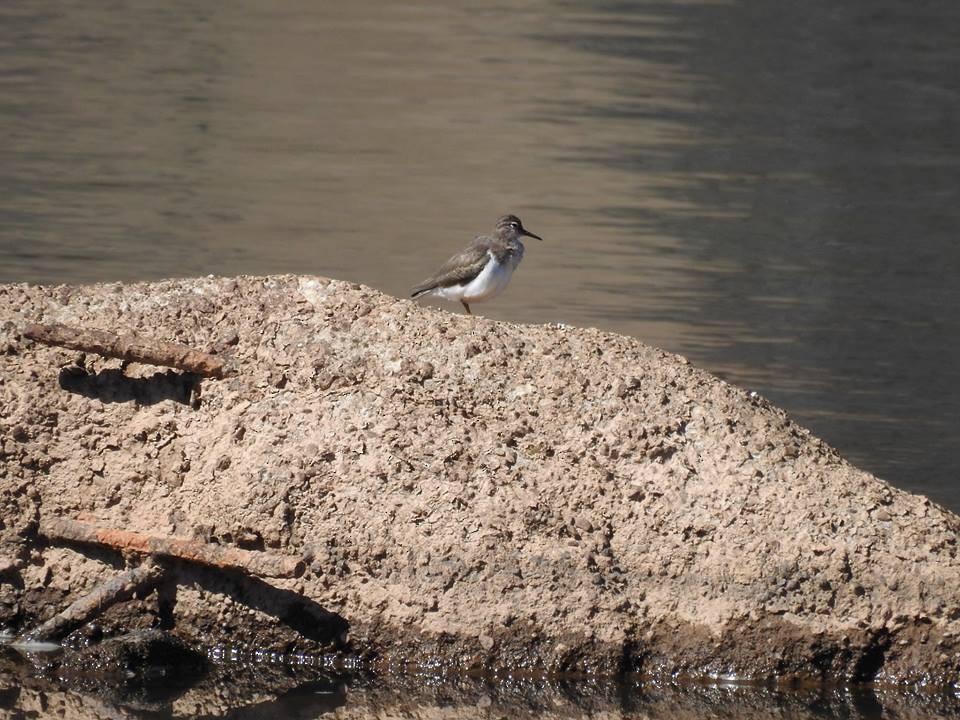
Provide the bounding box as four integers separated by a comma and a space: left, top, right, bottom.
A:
179, 565, 350, 648
58, 365, 197, 405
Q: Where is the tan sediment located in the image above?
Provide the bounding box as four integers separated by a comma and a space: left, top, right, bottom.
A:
1, 275, 958, 685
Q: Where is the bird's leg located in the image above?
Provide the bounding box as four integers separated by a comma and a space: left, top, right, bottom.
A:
461, 301, 472, 315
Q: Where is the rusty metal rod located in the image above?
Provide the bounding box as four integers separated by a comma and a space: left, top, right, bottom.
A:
23, 322, 226, 379
40, 518, 304, 579
18, 558, 166, 643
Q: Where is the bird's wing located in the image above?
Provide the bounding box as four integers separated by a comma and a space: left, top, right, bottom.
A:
411, 239, 491, 297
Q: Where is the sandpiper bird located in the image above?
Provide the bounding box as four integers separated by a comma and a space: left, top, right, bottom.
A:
410, 214, 542, 314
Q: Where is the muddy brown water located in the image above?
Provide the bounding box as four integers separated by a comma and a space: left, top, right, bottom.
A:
2, 0, 960, 716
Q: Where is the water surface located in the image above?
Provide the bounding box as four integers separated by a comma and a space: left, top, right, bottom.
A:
6, 652, 960, 720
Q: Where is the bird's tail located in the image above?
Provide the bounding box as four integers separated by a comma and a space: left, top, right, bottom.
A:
410, 281, 435, 298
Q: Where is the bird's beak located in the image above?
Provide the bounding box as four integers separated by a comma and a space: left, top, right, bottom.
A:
522, 228, 543, 241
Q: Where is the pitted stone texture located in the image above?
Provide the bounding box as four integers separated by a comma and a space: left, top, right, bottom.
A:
1, 275, 958, 684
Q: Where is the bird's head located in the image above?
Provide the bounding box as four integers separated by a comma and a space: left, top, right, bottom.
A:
496, 214, 543, 242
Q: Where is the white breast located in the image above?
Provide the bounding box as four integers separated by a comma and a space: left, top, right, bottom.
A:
435, 250, 520, 303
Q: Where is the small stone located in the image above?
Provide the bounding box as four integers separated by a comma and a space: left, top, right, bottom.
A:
479, 633, 494, 650
415, 361, 434, 381
0, 556, 21, 574
191, 296, 215, 314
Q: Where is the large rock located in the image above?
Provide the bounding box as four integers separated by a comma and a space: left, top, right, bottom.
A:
1, 275, 958, 684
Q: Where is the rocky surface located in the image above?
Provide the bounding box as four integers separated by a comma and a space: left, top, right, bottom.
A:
1, 274, 959, 685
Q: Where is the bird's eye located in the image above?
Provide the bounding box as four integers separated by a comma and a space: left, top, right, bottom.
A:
511, 222, 519, 229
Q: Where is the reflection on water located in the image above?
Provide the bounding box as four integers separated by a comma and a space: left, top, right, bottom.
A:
5, 650, 960, 720
0, 0, 958, 507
